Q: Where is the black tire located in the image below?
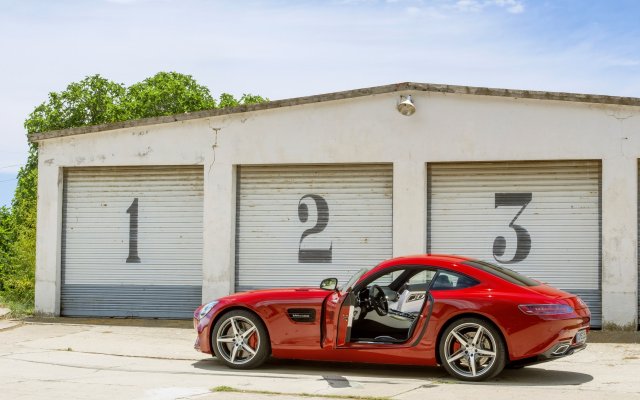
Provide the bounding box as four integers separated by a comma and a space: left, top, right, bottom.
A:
211, 309, 270, 369
438, 318, 506, 381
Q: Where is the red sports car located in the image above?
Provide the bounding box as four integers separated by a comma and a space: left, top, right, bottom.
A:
193, 254, 590, 381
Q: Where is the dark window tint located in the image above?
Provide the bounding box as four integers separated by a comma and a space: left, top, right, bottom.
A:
463, 260, 539, 287
431, 271, 479, 290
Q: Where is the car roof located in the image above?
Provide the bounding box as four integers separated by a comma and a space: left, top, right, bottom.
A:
362, 254, 533, 290
363, 254, 474, 278
382, 254, 473, 265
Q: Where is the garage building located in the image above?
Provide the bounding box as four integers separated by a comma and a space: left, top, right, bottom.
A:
31, 82, 640, 328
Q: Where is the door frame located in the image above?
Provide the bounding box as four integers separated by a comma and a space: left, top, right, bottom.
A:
333, 264, 440, 350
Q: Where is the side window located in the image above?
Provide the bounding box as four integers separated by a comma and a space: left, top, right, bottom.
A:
432, 271, 478, 290
408, 270, 437, 285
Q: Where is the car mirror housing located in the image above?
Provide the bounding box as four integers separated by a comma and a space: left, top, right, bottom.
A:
320, 277, 338, 291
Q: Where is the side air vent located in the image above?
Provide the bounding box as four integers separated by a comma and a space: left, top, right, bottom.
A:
287, 308, 316, 323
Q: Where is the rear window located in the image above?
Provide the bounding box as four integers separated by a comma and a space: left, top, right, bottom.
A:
463, 260, 539, 287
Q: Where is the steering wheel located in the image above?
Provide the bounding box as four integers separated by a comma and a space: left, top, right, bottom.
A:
369, 285, 389, 316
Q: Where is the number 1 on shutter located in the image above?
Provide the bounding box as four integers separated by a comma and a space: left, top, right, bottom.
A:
126, 198, 141, 263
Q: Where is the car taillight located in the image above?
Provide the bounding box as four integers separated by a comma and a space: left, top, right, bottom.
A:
518, 304, 574, 315
576, 296, 588, 309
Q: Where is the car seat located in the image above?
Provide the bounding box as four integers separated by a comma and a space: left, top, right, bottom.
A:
432, 274, 453, 290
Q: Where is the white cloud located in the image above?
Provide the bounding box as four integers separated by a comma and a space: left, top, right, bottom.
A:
454, 0, 484, 12
104, 0, 171, 4
454, 0, 525, 14
335, 0, 525, 14
1, 0, 638, 207
494, 0, 525, 13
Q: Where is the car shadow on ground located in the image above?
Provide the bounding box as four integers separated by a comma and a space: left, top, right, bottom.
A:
192, 358, 593, 387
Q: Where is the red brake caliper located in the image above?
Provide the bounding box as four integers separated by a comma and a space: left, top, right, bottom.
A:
453, 341, 461, 354
248, 331, 258, 349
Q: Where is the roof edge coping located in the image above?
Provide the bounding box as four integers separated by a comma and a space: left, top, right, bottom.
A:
29, 82, 640, 142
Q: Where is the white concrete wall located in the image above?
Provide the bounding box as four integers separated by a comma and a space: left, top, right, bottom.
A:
34, 91, 640, 326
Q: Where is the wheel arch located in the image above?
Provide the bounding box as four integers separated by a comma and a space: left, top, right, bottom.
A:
209, 306, 273, 354
434, 312, 510, 366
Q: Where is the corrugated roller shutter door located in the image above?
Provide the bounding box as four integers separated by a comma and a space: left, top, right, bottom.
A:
236, 164, 392, 291
428, 161, 602, 327
62, 166, 203, 318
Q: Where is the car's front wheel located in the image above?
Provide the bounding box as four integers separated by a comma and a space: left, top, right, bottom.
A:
211, 310, 270, 369
439, 318, 506, 381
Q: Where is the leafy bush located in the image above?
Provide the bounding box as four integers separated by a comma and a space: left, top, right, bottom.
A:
0, 150, 37, 310
0, 72, 266, 315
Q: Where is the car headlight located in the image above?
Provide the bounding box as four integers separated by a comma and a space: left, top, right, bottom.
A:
197, 300, 219, 320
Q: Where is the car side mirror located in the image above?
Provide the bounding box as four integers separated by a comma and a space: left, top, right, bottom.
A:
320, 277, 338, 291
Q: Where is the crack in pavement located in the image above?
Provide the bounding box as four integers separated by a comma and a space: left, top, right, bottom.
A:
4, 375, 142, 388
2, 355, 425, 387
2, 342, 200, 361
0, 321, 24, 332
0, 348, 58, 358
47, 348, 200, 361
7, 327, 92, 346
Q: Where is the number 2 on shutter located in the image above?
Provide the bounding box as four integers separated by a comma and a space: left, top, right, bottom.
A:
126, 198, 141, 263
298, 194, 332, 263
493, 192, 532, 264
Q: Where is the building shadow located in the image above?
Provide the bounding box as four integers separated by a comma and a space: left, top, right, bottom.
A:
24, 316, 192, 329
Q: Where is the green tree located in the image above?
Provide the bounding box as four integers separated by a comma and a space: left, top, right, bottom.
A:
0, 206, 14, 292
217, 93, 268, 108
1, 72, 267, 313
2, 148, 38, 305
124, 72, 217, 119
24, 75, 128, 134
0, 206, 13, 255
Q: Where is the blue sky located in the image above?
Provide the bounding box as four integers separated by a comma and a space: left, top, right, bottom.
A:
1, 0, 639, 207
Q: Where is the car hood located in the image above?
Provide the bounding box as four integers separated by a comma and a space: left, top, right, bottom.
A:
219, 287, 334, 303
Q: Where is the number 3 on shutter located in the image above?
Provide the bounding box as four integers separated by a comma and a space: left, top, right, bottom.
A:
493, 193, 532, 264
126, 198, 141, 263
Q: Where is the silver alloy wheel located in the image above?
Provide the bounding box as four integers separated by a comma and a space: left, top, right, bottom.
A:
443, 322, 498, 378
216, 316, 261, 365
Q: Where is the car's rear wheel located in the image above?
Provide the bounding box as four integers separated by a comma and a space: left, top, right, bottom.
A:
439, 318, 506, 381
211, 310, 270, 369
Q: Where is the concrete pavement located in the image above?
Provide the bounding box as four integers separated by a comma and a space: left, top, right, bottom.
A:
0, 320, 638, 400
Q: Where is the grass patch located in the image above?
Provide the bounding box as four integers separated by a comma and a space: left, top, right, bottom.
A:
430, 379, 456, 385
602, 322, 637, 332
210, 386, 390, 400
212, 386, 235, 392
0, 297, 34, 318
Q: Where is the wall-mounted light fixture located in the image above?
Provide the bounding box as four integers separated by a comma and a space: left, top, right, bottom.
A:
396, 95, 416, 116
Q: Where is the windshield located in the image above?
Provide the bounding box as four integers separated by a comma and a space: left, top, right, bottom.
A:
339, 268, 369, 293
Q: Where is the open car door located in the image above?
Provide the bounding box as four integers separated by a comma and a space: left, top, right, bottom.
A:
331, 268, 437, 349
335, 290, 358, 346
321, 289, 357, 349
